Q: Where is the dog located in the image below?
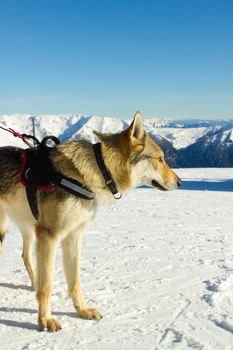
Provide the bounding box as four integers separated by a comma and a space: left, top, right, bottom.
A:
0, 112, 181, 332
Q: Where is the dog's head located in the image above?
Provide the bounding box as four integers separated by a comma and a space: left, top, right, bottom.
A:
126, 112, 182, 191
94, 111, 181, 192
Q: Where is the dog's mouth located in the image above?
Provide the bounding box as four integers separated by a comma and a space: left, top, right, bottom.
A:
151, 180, 168, 191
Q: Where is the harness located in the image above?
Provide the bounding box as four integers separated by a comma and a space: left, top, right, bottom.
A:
14, 135, 121, 220
0, 125, 122, 219
20, 136, 96, 219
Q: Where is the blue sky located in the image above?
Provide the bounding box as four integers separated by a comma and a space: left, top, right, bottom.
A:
0, 0, 233, 119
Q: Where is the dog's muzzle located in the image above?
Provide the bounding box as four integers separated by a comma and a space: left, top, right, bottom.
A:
151, 180, 168, 191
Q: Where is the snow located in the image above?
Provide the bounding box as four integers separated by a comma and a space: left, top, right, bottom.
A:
0, 114, 231, 150
148, 127, 216, 149
220, 129, 233, 144
0, 168, 233, 349
0, 132, 24, 148
229, 130, 233, 143
0, 114, 129, 147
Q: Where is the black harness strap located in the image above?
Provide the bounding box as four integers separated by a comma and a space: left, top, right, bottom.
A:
26, 184, 39, 220
26, 176, 95, 221
93, 143, 122, 199
22, 136, 94, 220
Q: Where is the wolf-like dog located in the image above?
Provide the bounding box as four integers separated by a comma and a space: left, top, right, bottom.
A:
0, 112, 181, 332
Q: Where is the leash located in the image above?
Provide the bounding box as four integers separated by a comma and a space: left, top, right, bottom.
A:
0, 124, 40, 148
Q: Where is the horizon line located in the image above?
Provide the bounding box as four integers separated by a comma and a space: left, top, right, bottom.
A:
0, 113, 233, 121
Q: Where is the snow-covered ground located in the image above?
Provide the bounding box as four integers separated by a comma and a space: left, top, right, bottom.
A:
0, 168, 233, 349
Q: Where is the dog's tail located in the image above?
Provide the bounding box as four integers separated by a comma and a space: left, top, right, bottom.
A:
0, 206, 9, 256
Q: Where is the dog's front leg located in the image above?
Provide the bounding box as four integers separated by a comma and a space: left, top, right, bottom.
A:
36, 225, 61, 332
62, 230, 102, 320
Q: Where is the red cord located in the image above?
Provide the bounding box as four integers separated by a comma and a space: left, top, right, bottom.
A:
0, 125, 24, 139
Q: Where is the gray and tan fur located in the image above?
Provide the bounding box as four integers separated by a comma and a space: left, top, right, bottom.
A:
0, 112, 181, 332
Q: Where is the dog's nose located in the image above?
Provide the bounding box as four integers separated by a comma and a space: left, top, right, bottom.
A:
177, 176, 182, 187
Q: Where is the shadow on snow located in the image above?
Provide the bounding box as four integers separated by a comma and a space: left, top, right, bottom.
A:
0, 282, 84, 331
179, 179, 233, 192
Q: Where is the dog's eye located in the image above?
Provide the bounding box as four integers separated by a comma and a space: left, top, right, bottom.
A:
158, 157, 163, 163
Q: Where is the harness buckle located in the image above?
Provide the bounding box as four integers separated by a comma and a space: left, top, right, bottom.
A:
113, 192, 122, 200
106, 179, 113, 185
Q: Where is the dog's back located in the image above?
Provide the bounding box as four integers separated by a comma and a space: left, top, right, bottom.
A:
0, 146, 23, 195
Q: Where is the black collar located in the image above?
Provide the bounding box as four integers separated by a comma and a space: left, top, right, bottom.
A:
93, 143, 122, 199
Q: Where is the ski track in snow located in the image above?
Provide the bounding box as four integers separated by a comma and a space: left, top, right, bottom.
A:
0, 168, 233, 349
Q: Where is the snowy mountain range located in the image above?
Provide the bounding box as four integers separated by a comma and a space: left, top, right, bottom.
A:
0, 114, 233, 167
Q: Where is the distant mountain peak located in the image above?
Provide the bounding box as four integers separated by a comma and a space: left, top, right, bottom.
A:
1, 114, 233, 167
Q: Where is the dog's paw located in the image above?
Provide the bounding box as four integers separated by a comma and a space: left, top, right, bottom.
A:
79, 308, 103, 320
38, 317, 62, 332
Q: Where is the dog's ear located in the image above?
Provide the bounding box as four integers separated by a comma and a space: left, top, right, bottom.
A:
128, 111, 145, 150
